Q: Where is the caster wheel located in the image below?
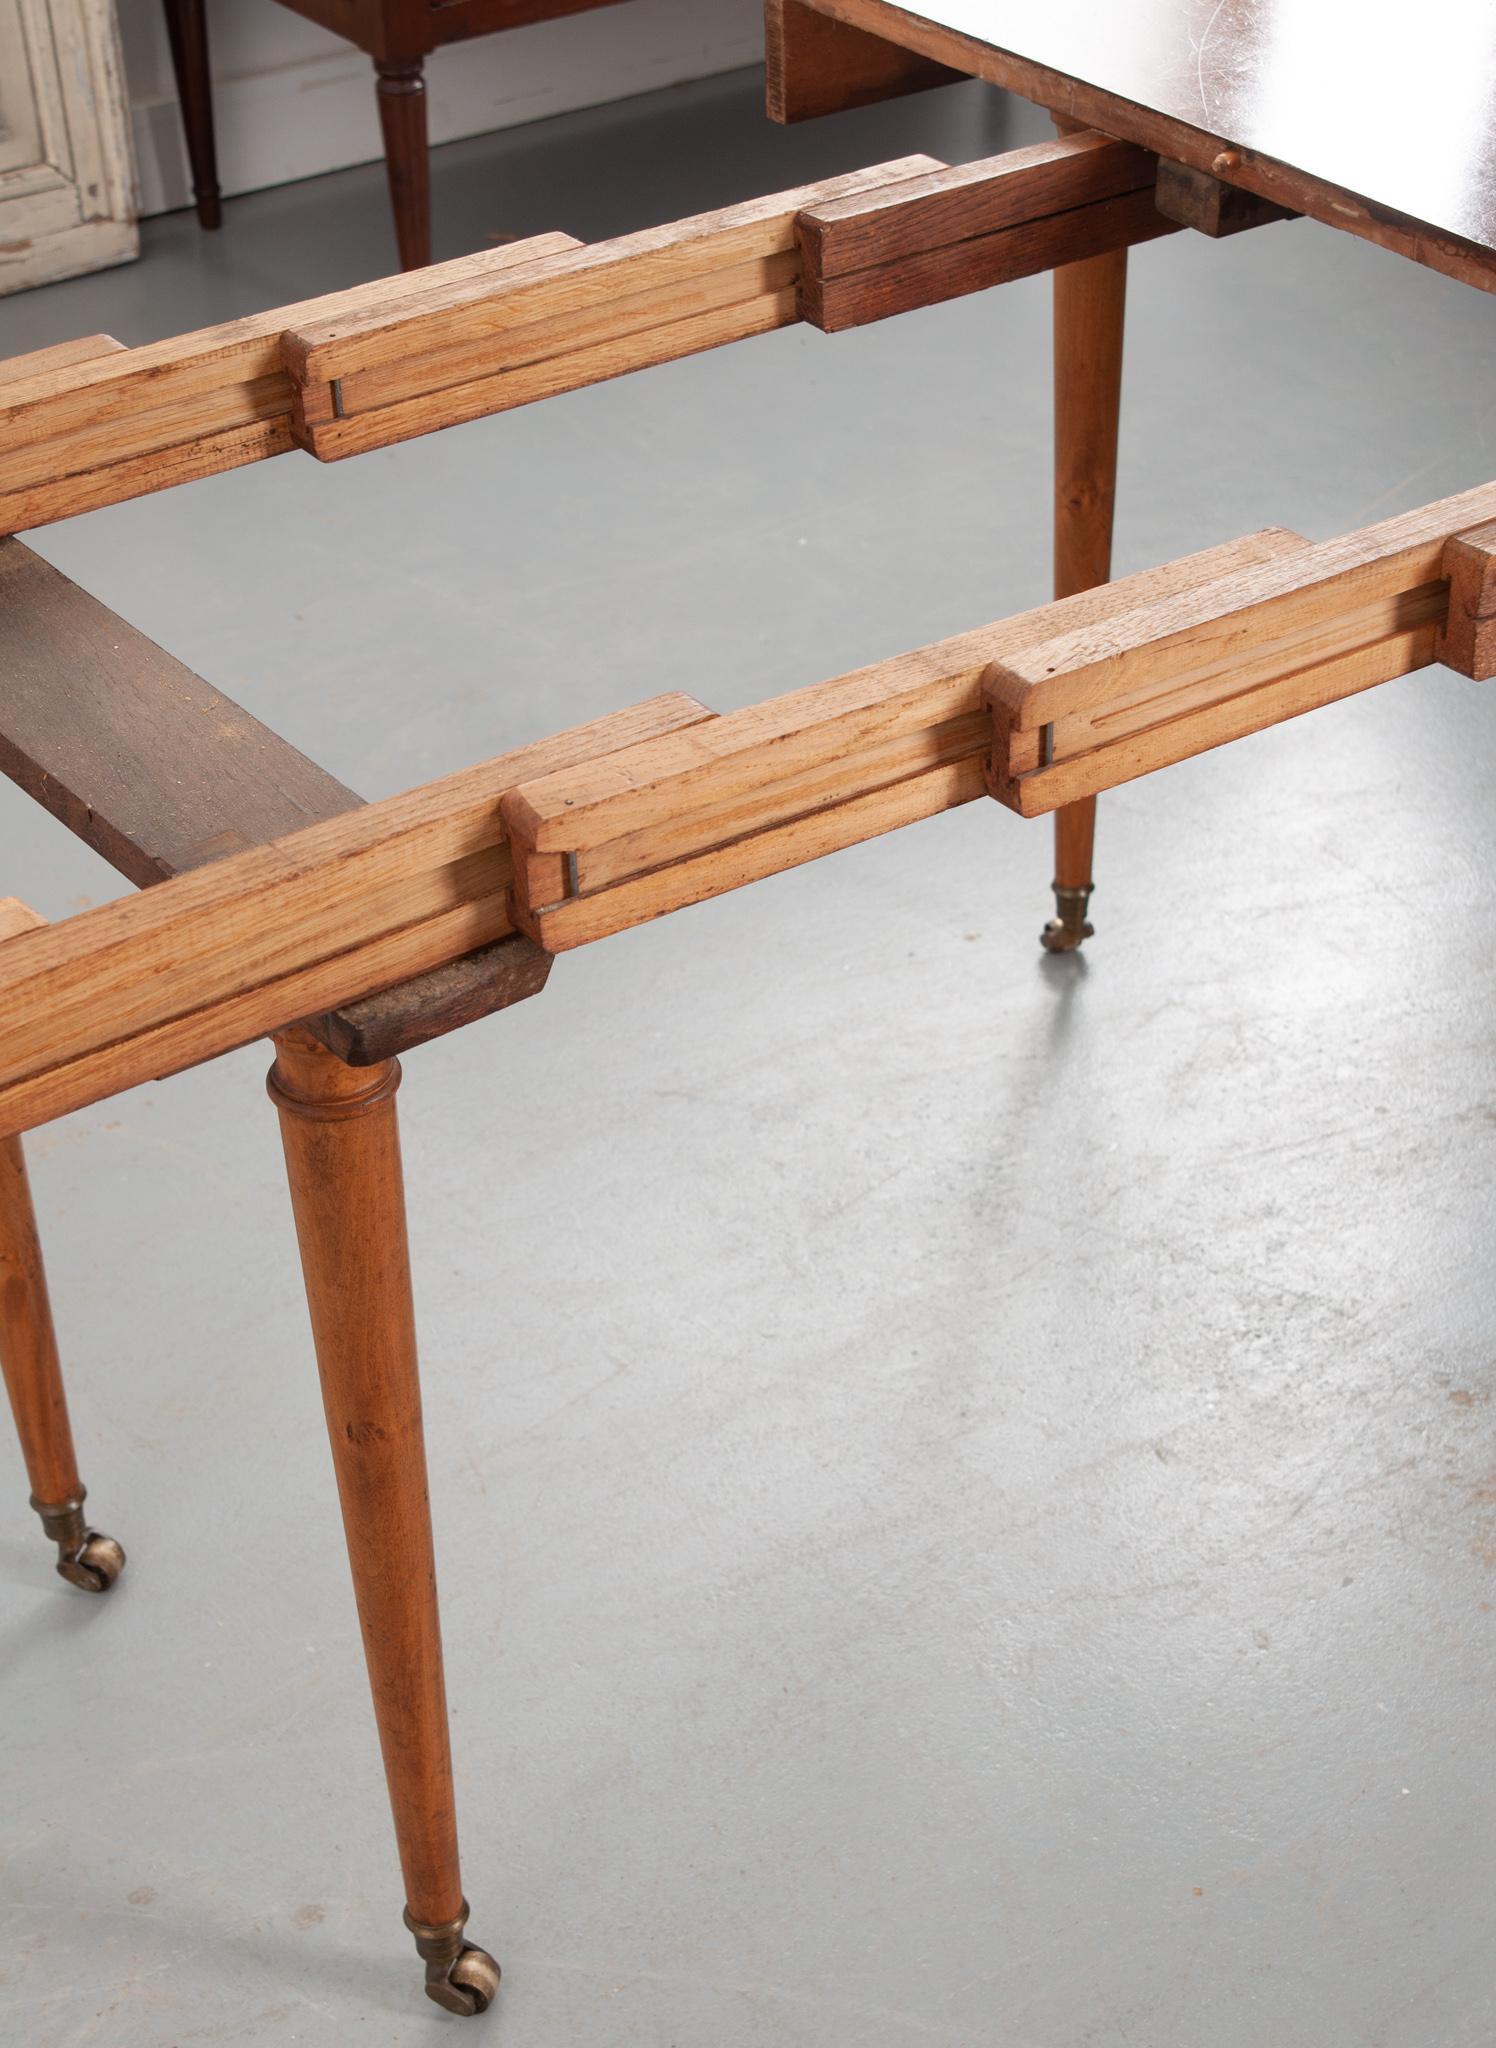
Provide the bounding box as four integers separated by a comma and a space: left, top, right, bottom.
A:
426, 1943, 500, 2017
406, 1904, 499, 2017
1040, 915, 1092, 953
57, 1530, 126, 1593
1040, 883, 1094, 954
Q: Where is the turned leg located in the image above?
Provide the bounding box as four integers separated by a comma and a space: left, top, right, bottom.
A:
1045, 123, 1127, 954
0, 1134, 125, 1591
375, 59, 433, 271
267, 1029, 496, 2015
161, 0, 222, 230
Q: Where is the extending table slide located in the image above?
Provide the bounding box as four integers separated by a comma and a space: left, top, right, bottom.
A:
0, 102, 1489, 2022
0, 481, 1488, 1140
3, 135, 1187, 528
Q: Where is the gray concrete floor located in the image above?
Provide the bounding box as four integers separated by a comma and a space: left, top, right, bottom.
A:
2, 65, 1496, 2048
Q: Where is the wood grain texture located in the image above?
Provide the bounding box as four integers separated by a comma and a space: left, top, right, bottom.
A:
990, 485, 1496, 730
0, 233, 580, 534
803, 191, 1169, 331
507, 528, 1307, 849
0, 694, 715, 1139
1154, 158, 1295, 238
269, 1027, 463, 1926
0, 538, 545, 1063
285, 159, 940, 457
765, 0, 964, 121
3, 164, 961, 518
0, 538, 362, 886
3, 481, 1491, 1128
514, 755, 988, 951
500, 529, 1306, 951
1436, 521, 1496, 680
0, 135, 1181, 515
985, 483, 1496, 814
0, 420, 296, 536
286, 162, 941, 385
1050, 176, 1127, 895
800, 133, 1153, 276
992, 631, 1439, 815
297, 276, 801, 461
0, 901, 79, 1504
796, 134, 1175, 330
0, 898, 45, 943
0, 1124, 82, 1508
789, 0, 1496, 291
4, 897, 517, 1138
329, 252, 799, 418
0, 334, 122, 388
302, 935, 553, 1064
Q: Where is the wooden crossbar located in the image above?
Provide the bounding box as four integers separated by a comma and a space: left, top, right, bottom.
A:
0, 235, 586, 536
498, 530, 1307, 951
0, 234, 583, 533
0, 335, 125, 387
280, 161, 933, 460
497, 483, 1496, 940
795, 132, 1178, 331
0, 138, 1193, 530
0, 694, 713, 1139
0, 535, 551, 1064
0, 476, 1489, 1141
984, 489, 1496, 814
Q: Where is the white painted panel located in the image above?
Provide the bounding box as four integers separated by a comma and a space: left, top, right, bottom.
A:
0, 3, 51, 178
117, 0, 763, 219
0, 0, 137, 296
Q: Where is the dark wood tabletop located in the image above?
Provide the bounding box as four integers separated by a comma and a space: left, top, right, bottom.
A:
790, 0, 1496, 288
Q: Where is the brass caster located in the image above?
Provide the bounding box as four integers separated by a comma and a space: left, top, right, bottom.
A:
31, 1493, 126, 1593
59, 1530, 126, 1593
1040, 882, 1094, 954
405, 1900, 500, 2017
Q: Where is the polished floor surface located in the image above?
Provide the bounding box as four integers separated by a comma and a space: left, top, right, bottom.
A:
2, 67, 1496, 2048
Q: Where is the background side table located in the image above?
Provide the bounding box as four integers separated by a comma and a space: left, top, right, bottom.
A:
161, 0, 632, 269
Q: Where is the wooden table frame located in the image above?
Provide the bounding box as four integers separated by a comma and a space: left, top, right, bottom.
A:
3, 29, 1493, 2021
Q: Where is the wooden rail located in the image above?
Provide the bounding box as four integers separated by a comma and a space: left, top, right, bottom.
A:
794, 132, 1174, 331
0, 135, 1192, 530
0, 690, 713, 1139
0, 536, 552, 1064
985, 502, 1472, 814
0, 480, 1490, 1139
498, 529, 1304, 951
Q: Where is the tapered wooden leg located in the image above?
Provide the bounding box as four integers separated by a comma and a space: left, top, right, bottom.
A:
1046, 137, 1127, 954
0, 1135, 125, 1591
267, 1029, 497, 2017
161, 0, 222, 230
375, 59, 433, 272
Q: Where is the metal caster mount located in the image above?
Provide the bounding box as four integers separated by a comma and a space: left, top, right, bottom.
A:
1040, 882, 1094, 954
31, 1492, 125, 1592
405, 1900, 501, 2017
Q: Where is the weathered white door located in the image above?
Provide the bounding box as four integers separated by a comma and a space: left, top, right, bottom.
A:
0, 0, 136, 295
